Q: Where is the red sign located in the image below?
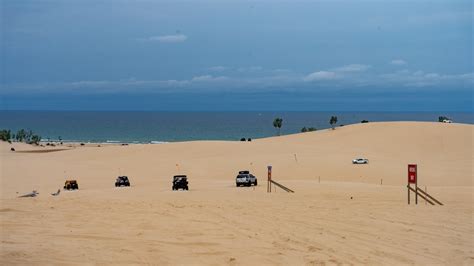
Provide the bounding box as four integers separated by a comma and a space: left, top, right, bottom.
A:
408, 164, 417, 184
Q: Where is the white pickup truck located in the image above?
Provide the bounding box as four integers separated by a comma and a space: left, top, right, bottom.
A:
352, 158, 369, 164
236, 171, 258, 187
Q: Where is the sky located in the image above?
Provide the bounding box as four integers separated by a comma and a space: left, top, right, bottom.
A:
1, 0, 472, 111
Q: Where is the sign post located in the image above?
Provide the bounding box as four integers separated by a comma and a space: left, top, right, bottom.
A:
406, 164, 443, 206
267, 166, 272, 193
407, 164, 418, 204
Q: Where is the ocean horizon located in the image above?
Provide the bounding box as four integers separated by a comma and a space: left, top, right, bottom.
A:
1, 111, 472, 143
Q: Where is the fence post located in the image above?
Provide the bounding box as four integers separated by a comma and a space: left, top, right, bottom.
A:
408, 185, 410, 204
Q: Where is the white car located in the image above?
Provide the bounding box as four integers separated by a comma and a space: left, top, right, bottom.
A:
352, 158, 369, 164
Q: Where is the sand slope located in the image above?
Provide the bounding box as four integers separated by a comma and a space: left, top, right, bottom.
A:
1, 122, 473, 264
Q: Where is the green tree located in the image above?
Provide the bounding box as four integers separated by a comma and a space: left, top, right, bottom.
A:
301, 127, 317, 133
438, 116, 449, 122
329, 116, 338, 130
30, 135, 42, 145
13, 129, 42, 144
273, 118, 283, 136
16, 129, 26, 142
0, 129, 11, 141
25, 130, 33, 143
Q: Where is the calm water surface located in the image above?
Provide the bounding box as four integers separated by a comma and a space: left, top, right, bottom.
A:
0, 111, 472, 143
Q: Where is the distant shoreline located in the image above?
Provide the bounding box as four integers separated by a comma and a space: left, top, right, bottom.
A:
39, 140, 170, 146
2, 111, 473, 143
1, 121, 468, 148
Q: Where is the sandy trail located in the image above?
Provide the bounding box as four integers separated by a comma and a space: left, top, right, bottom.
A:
1, 122, 473, 264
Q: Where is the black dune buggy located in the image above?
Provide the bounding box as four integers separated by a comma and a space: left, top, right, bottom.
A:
115, 176, 131, 187
64, 180, 79, 190
172, 175, 188, 191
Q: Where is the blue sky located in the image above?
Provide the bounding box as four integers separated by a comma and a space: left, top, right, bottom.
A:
1, 0, 472, 111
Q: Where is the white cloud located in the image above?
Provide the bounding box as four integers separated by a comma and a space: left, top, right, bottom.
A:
272, 68, 291, 73
390, 59, 407, 65
237, 66, 263, 72
143, 34, 187, 43
4, 63, 473, 94
164, 79, 189, 87
303, 71, 338, 82
68, 80, 111, 87
380, 70, 473, 87
208, 66, 228, 72
303, 63, 370, 82
333, 64, 370, 72
191, 75, 228, 82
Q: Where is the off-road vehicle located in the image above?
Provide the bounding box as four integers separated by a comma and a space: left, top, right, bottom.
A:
236, 171, 258, 187
115, 176, 130, 187
172, 175, 189, 190
64, 180, 79, 190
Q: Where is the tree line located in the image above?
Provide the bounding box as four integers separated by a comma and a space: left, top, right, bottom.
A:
0, 129, 42, 145
272, 115, 341, 135
272, 114, 452, 136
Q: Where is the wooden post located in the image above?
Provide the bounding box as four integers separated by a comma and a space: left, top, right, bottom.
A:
267, 177, 270, 193
415, 186, 418, 204
408, 185, 410, 204
415, 174, 418, 205
267, 167, 269, 193
267, 166, 272, 193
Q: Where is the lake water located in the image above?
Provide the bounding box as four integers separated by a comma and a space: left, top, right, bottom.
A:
0, 111, 472, 143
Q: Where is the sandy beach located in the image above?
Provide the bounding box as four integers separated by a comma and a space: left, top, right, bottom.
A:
1, 121, 473, 265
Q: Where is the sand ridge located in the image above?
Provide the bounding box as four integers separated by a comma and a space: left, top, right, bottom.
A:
1, 122, 473, 264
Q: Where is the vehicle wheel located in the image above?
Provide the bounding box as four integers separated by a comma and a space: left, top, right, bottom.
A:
75, 185, 79, 190
254, 180, 258, 186
66, 184, 71, 190
185, 186, 188, 190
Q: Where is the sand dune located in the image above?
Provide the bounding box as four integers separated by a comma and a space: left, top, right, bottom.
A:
1, 122, 473, 264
